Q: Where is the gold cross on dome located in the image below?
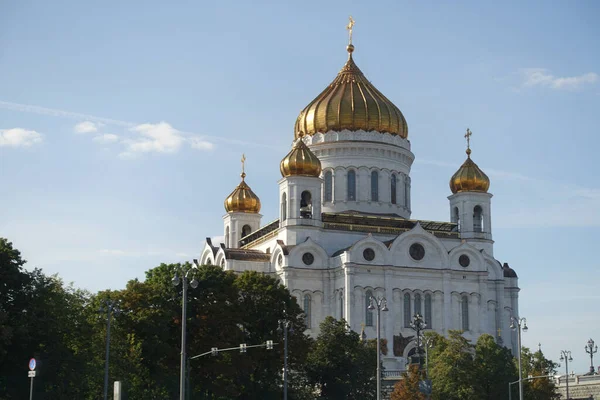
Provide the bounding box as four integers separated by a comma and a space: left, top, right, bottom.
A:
346, 16, 355, 45
497, 328, 502, 337
464, 128, 472, 150
241, 154, 246, 174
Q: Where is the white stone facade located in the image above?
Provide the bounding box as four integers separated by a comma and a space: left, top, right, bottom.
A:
200, 128, 520, 370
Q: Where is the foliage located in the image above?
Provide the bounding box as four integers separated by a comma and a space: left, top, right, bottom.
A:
519, 347, 560, 400
304, 316, 376, 400
390, 365, 427, 400
473, 334, 518, 400
429, 330, 476, 400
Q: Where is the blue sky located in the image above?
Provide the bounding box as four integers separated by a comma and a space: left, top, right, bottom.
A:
1, 0, 599, 373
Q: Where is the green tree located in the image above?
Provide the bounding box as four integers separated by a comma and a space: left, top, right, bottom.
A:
429, 330, 476, 400
304, 316, 376, 400
472, 334, 518, 400
390, 365, 427, 400
519, 347, 560, 400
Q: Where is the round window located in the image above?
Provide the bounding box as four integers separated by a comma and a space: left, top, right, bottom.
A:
409, 243, 425, 261
278, 254, 283, 266
302, 252, 314, 266
459, 254, 470, 268
363, 248, 375, 261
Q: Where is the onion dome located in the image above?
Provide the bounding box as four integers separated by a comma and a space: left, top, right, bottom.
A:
502, 262, 518, 278
224, 158, 261, 213
449, 130, 490, 194
294, 44, 408, 139
280, 135, 322, 177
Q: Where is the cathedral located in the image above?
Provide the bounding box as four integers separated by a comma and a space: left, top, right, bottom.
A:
199, 31, 520, 371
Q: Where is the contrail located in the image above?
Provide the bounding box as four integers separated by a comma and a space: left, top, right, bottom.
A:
0, 100, 286, 150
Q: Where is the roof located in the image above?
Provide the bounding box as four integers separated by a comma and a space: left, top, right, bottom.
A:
224, 248, 271, 262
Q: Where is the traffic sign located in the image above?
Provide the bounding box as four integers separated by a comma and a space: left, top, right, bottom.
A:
28, 371, 36, 378
28, 358, 36, 371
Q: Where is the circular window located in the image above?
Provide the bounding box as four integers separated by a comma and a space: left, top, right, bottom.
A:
302, 252, 314, 266
409, 243, 425, 261
459, 254, 470, 268
363, 248, 375, 261
278, 254, 283, 266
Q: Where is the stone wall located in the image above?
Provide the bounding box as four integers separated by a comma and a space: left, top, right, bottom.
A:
556, 374, 600, 399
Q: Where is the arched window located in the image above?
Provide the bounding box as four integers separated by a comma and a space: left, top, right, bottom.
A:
414, 293, 422, 316
473, 206, 483, 232
347, 170, 356, 201
304, 294, 312, 329
281, 193, 287, 221
425, 294, 432, 328
365, 290, 374, 327
461, 295, 469, 331
453, 207, 461, 231
404, 176, 410, 207
241, 224, 252, 238
371, 171, 379, 202
225, 226, 230, 247
300, 191, 312, 219
339, 291, 344, 320
403, 293, 411, 327
391, 174, 397, 204
324, 171, 333, 202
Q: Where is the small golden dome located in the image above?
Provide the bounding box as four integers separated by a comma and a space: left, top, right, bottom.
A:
280, 136, 322, 177
449, 148, 490, 194
294, 45, 408, 139
224, 172, 261, 213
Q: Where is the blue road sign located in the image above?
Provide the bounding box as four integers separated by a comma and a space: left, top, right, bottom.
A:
29, 358, 36, 371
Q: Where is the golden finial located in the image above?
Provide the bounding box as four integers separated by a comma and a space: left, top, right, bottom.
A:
464, 128, 472, 157
346, 16, 355, 54
497, 328, 502, 337
241, 153, 246, 179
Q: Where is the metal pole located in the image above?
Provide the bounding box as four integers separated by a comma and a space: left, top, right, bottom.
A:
104, 304, 112, 400
517, 325, 523, 400
425, 343, 429, 378
508, 382, 511, 400
565, 357, 569, 400
283, 323, 288, 400
180, 275, 187, 400
376, 307, 381, 400
29, 377, 34, 400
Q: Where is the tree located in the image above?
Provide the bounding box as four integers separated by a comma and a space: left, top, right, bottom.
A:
520, 347, 560, 400
472, 334, 517, 400
390, 365, 427, 400
304, 316, 376, 400
429, 330, 476, 400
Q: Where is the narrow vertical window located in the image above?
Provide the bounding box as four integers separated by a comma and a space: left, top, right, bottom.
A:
365, 290, 374, 327
339, 292, 344, 320
425, 294, 432, 328
404, 176, 410, 207
403, 293, 411, 327
281, 193, 287, 221
225, 226, 230, 247
300, 191, 312, 219
454, 207, 460, 230
304, 294, 312, 329
391, 174, 397, 204
371, 171, 379, 202
347, 170, 356, 201
242, 225, 251, 237
473, 206, 483, 232
461, 295, 469, 331
324, 171, 333, 202
414, 293, 422, 316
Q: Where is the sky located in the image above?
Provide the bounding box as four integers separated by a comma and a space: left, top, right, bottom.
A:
1, 0, 599, 374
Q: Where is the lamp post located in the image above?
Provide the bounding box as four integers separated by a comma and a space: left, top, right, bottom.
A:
99, 299, 117, 400
173, 261, 199, 400
277, 318, 293, 400
409, 313, 427, 367
560, 350, 573, 399
368, 296, 389, 400
510, 316, 528, 400
585, 338, 597, 375
423, 335, 434, 379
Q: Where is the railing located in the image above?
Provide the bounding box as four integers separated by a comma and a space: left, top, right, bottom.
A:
382, 370, 403, 379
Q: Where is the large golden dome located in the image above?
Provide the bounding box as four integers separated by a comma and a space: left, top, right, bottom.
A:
280, 136, 322, 177
224, 172, 261, 213
294, 44, 408, 139
449, 148, 490, 194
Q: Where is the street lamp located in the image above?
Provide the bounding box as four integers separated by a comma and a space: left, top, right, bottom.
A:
173, 261, 199, 400
277, 318, 294, 400
510, 316, 528, 400
560, 350, 573, 399
422, 335, 434, 379
409, 313, 427, 367
368, 296, 389, 400
99, 300, 118, 400
585, 338, 597, 375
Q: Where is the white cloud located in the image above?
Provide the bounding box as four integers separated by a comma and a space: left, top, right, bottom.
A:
189, 137, 215, 150
125, 122, 184, 154
92, 133, 119, 144
522, 68, 598, 90
0, 128, 43, 147
74, 121, 101, 134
